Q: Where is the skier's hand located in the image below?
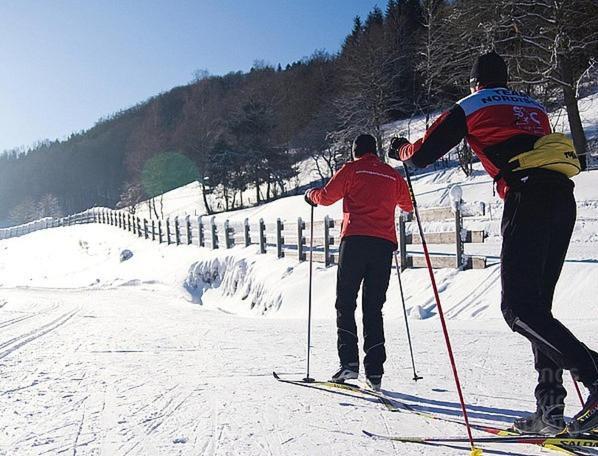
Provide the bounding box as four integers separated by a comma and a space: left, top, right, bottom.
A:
304, 189, 317, 207
388, 137, 410, 160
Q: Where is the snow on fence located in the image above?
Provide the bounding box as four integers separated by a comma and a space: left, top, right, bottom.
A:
0, 212, 93, 240
0, 205, 488, 270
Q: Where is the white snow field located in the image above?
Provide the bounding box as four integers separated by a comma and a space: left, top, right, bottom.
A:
0, 217, 597, 456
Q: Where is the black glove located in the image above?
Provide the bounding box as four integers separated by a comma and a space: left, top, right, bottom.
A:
304, 189, 317, 207
388, 137, 410, 160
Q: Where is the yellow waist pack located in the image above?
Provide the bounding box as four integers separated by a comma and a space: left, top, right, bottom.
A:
507, 132, 581, 178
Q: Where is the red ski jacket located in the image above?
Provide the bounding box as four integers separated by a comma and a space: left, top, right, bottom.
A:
308, 154, 413, 246
398, 85, 552, 198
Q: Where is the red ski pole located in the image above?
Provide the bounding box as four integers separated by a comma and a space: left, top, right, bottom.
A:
402, 165, 481, 456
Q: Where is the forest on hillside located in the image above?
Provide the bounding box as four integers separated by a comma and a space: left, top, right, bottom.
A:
1, 0, 597, 225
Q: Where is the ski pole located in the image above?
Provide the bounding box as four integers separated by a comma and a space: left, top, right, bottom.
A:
402, 165, 480, 456
303, 205, 315, 383
572, 374, 585, 406
393, 251, 423, 381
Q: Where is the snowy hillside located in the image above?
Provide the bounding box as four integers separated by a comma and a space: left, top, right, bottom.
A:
132, 92, 598, 222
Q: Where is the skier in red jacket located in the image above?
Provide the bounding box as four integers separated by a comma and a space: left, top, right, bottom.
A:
389, 52, 597, 436
305, 134, 413, 391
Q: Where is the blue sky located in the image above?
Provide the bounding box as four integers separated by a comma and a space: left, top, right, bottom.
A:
0, 0, 383, 152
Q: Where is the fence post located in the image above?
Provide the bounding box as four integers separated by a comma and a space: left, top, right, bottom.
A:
324, 216, 332, 267
276, 218, 284, 258
244, 218, 251, 247
259, 218, 266, 254
210, 216, 217, 249
151, 219, 156, 241
137, 217, 142, 237
398, 213, 408, 270
186, 215, 192, 245
143, 219, 149, 239
455, 205, 464, 269
297, 217, 305, 261
224, 220, 232, 249
158, 220, 163, 243
165, 218, 171, 245
174, 216, 181, 245
198, 216, 204, 247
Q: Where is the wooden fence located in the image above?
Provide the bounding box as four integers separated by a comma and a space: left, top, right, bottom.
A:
0, 205, 487, 270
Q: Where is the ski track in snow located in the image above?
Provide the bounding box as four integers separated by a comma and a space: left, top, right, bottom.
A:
0, 287, 596, 456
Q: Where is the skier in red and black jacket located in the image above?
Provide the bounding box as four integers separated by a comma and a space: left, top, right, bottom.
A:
305, 134, 413, 391
389, 52, 598, 436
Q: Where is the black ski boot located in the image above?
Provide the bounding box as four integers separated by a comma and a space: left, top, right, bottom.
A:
366, 375, 382, 392
330, 365, 358, 383
513, 405, 565, 435
567, 382, 598, 436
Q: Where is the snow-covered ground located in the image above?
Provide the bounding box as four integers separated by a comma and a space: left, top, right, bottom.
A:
0, 222, 597, 455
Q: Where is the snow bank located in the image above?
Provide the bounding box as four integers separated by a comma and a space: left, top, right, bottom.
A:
1, 223, 596, 323
184, 254, 287, 315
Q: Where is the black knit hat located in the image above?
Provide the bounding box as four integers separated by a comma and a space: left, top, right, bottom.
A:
470, 51, 508, 87
353, 134, 377, 157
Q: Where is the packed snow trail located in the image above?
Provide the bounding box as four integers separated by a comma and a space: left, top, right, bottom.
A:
0, 222, 596, 455
0, 286, 595, 455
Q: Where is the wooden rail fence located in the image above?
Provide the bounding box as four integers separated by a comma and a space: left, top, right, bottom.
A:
0, 204, 488, 270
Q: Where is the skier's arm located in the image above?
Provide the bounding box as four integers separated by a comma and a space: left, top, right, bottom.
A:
399, 105, 468, 168
396, 175, 413, 213
309, 164, 351, 206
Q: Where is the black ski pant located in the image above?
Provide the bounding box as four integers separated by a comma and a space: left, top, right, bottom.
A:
335, 235, 394, 377
501, 176, 598, 410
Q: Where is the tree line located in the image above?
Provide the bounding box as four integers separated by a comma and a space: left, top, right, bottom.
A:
1, 0, 596, 225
